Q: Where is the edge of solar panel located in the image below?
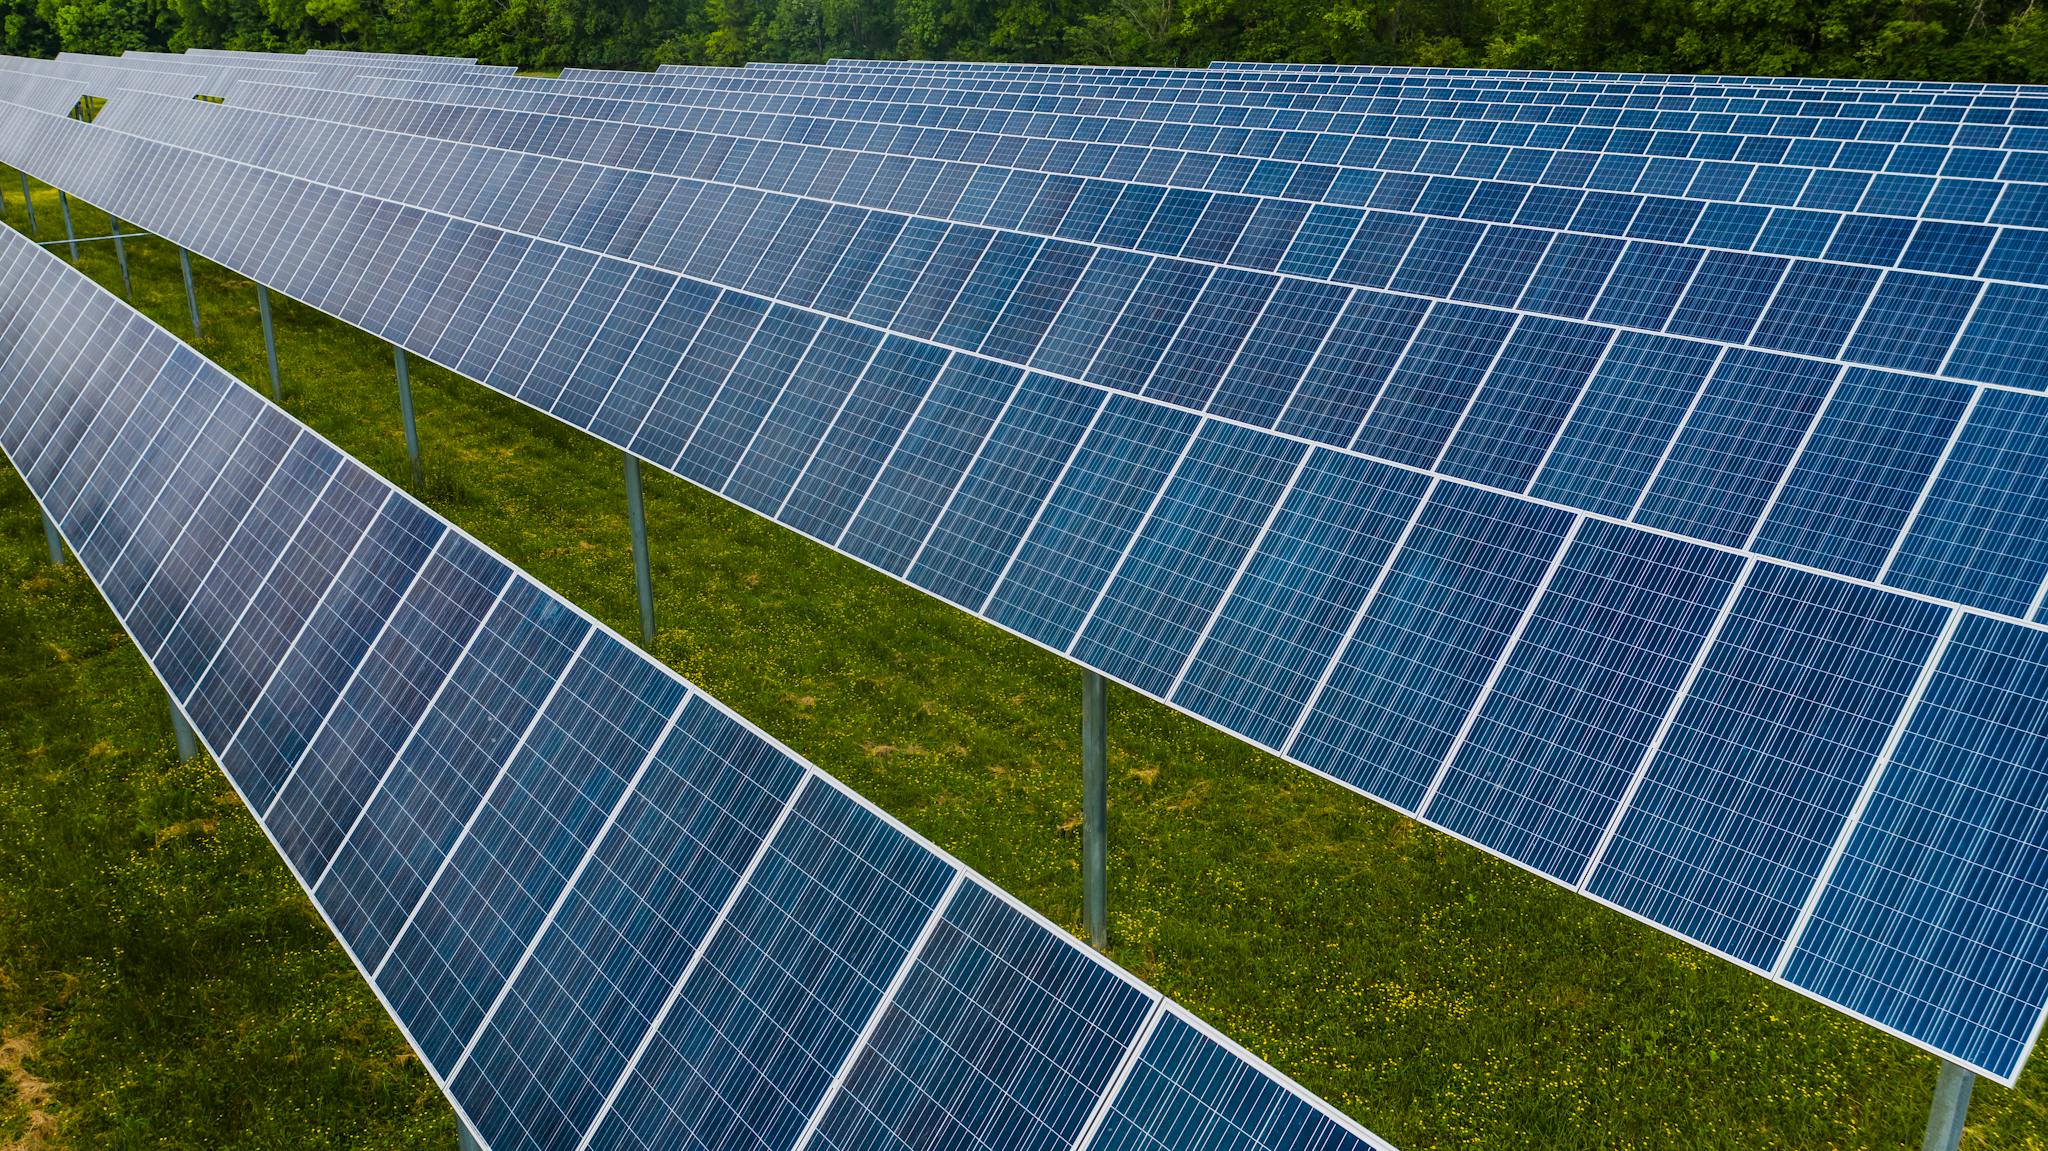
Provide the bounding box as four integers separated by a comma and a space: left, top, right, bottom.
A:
16, 71, 2048, 1086
0, 213, 1393, 1151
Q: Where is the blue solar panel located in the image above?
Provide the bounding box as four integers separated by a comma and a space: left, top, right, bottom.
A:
1426, 521, 1744, 881
0, 220, 1387, 1151
1586, 565, 1949, 969
1782, 613, 2048, 1078
16, 58, 2048, 1083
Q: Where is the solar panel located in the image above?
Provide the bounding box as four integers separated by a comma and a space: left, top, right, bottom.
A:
11, 69, 2048, 1084
0, 216, 1387, 1151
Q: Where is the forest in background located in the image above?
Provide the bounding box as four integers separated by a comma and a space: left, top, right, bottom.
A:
6, 0, 2048, 85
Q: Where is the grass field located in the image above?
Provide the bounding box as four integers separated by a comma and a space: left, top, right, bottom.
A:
0, 171, 2044, 1150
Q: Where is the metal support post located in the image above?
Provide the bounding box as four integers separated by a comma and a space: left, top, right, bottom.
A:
19, 171, 36, 236
457, 1114, 482, 1151
624, 452, 655, 648
110, 213, 130, 297
1921, 1061, 1973, 1151
178, 247, 201, 339
169, 693, 198, 762
257, 284, 282, 400
41, 508, 64, 566
1082, 668, 1108, 951
394, 346, 422, 486
57, 189, 76, 261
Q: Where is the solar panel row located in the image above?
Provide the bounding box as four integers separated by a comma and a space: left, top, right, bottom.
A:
0, 57, 212, 108
476, 58, 2048, 160
350, 68, 2048, 239
10, 67, 2048, 1083
115, 84, 2048, 613
0, 217, 1386, 1151
789, 55, 2046, 96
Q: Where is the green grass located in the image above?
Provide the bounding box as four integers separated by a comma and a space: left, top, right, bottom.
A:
1, 170, 2045, 1150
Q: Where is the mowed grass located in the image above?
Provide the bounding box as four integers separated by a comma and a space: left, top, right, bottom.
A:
0, 171, 2044, 1151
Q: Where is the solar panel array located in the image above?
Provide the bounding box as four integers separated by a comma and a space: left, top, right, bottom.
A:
0, 216, 1387, 1151
10, 50, 2048, 1083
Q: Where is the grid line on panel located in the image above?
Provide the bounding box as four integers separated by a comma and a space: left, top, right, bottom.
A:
898, 368, 1030, 577
1281, 475, 1441, 755
1738, 369, 1845, 553
1623, 346, 1728, 520
972, 388, 1115, 616
786, 870, 967, 1151
1423, 311, 1525, 473
444, 697, 692, 1081
827, 348, 956, 546
570, 770, 816, 1151
176, 473, 389, 744
1576, 555, 1758, 889
1416, 515, 1586, 814
252, 530, 449, 821
1161, 447, 1314, 700
307, 576, 514, 895
369, 625, 598, 981
1875, 390, 1981, 585
1069, 1000, 1170, 1151
1061, 419, 1204, 654
1769, 607, 1964, 978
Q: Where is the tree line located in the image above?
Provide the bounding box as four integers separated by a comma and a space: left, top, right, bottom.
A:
6, 0, 2045, 101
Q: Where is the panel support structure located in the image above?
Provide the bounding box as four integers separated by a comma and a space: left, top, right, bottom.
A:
1083, 668, 1108, 951
109, 214, 130, 297
457, 1114, 482, 1151
1922, 1061, 1973, 1151
393, 345, 422, 486
624, 452, 655, 648
56, 190, 75, 262
17, 171, 35, 237
257, 284, 282, 401
168, 694, 197, 763
41, 508, 64, 566
177, 247, 200, 339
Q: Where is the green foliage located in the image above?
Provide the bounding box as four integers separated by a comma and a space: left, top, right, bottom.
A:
8, 0, 2048, 78
7, 173, 2048, 1149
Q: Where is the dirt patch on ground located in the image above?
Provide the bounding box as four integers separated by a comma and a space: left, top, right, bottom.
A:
0, 1030, 56, 1151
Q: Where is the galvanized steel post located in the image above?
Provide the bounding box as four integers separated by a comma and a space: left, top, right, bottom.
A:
257, 284, 282, 400
178, 247, 200, 338
56, 189, 76, 261
394, 345, 422, 486
19, 171, 36, 237
41, 508, 63, 566
169, 695, 198, 762
1921, 1061, 1973, 1151
624, 452, 655, 649
457, 1114, 482, 1151
109, 214, 130, 297
1083, 668, 1108, 951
